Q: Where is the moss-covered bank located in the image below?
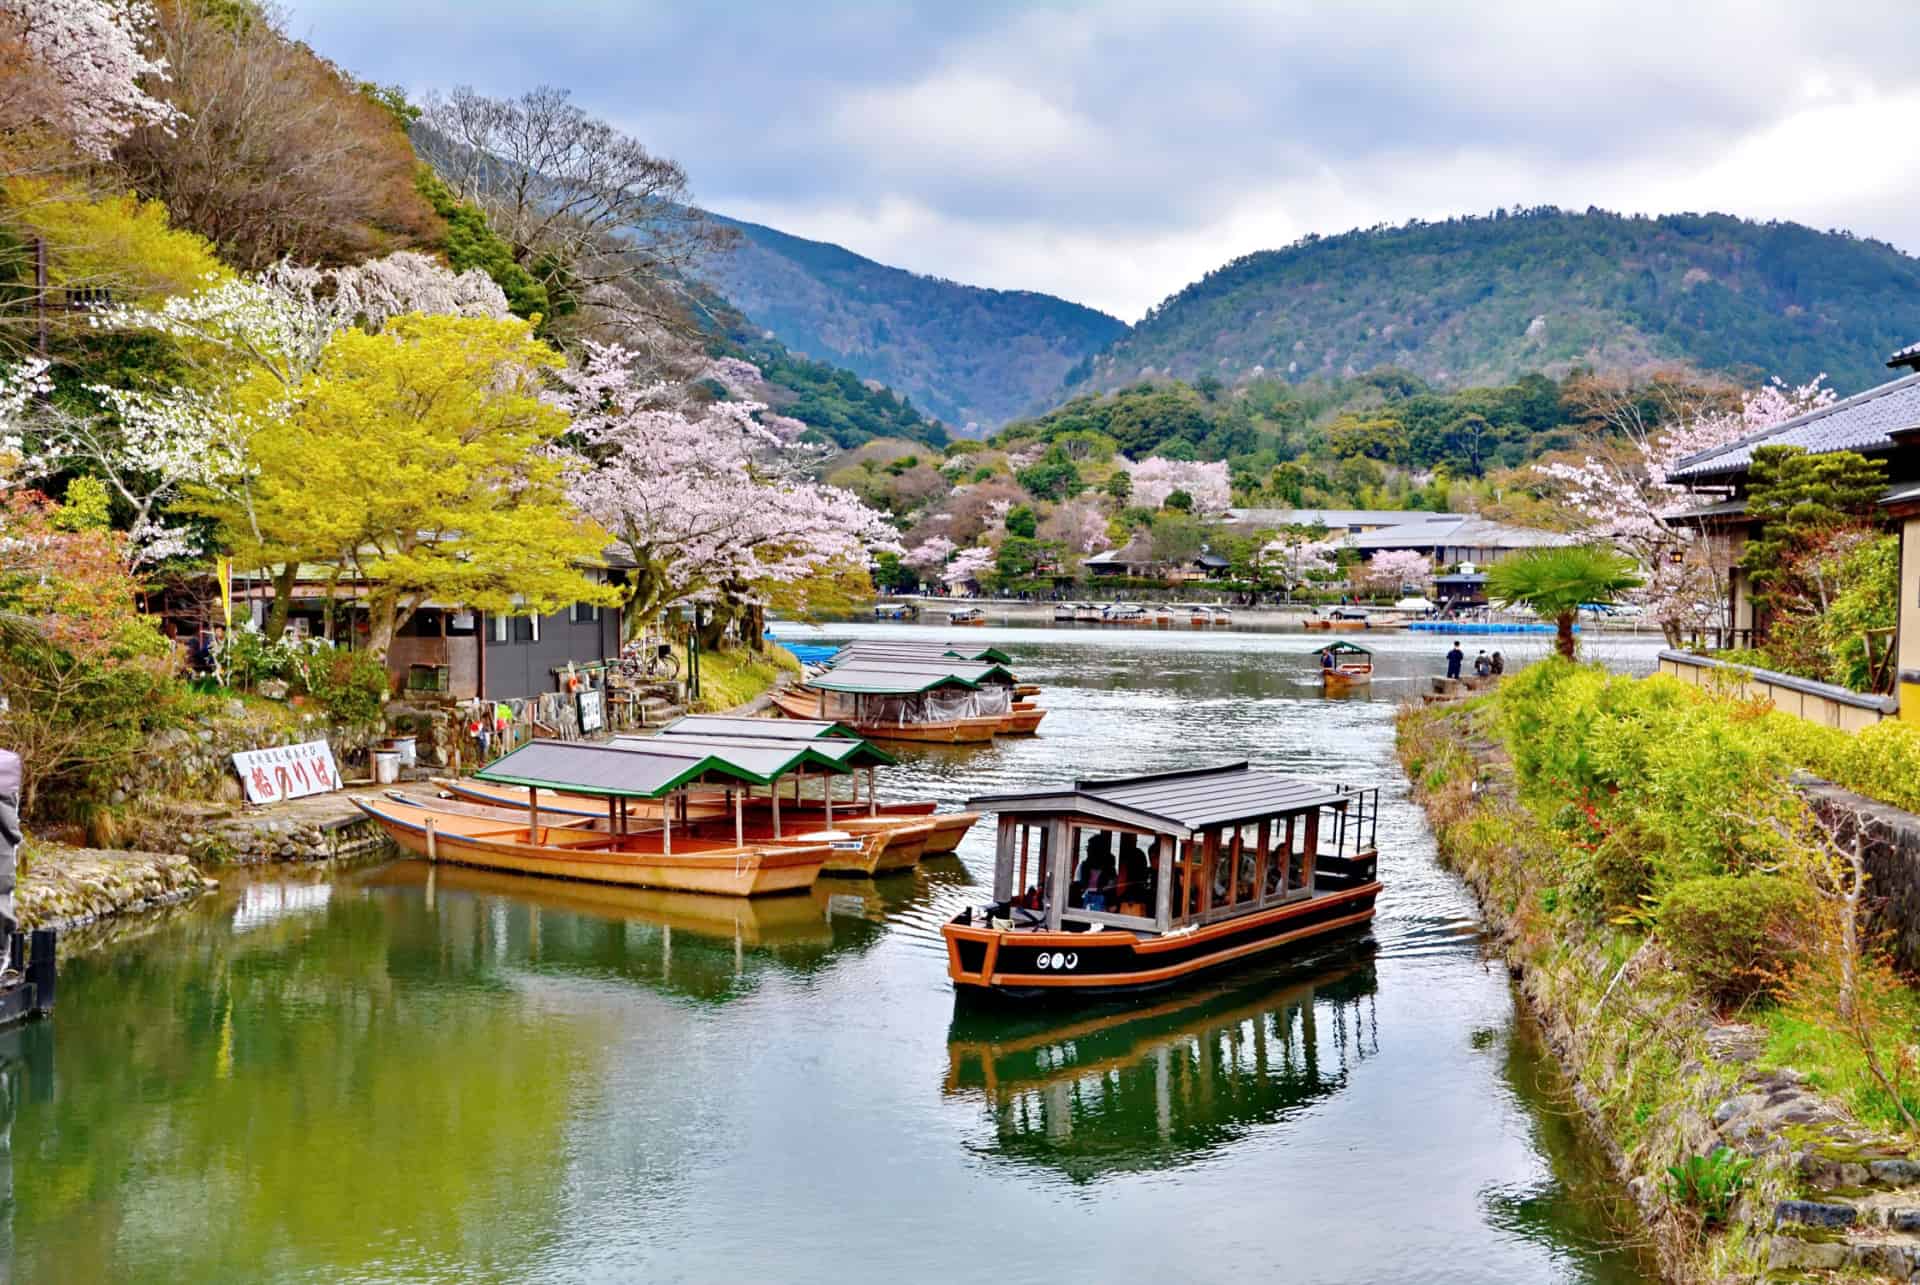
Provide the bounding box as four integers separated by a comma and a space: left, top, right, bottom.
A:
1399, 692, 1920, 1282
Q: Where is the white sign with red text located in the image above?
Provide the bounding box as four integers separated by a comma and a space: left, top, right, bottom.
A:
232, 741, 342, 805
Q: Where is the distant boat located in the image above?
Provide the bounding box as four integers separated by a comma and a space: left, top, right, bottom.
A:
873, 601, 919, 621
946, 606, 987, 626
1053, 603, 1077, 622
1102, 603, 1148, 625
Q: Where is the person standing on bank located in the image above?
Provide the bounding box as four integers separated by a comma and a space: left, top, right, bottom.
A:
1445, 640, 1465, 680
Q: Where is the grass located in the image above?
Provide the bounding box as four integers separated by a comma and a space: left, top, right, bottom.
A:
1757, 1000, 1920, 1133
676, 642, 800, 713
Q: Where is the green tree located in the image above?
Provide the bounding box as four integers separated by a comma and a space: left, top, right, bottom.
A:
1016, 446, 1083, 501
1742, 446, 1888, 609
1004, 505, 1038, 538
193, 315, 616, 659
1486, 545, 1642, 659
1105, 469, 1133, 503
1163, 488, 1194, 512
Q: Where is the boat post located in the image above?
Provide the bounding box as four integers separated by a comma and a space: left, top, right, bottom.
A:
824, 767, 834, 828
528, 787, 541, 841
425, 817, 437, 862
1153, 834, 1175, 931
771, 781, 782, 839
733, 788, 744, 848
663, 791, 673, 855
867, 767, 878, 817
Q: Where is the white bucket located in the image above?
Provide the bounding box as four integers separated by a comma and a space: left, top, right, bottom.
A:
372, 750, 401, 784
388, 736, 417, 768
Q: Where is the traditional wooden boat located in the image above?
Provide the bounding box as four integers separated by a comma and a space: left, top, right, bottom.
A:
872, 601, 919, 621
943, 762, 1381, 1004
1314, 641, 1374, 691
1073, 603, 1102, 622
945, 606, 987, 626
356, 741, 834, 896
771, 687, 996, 743
1052, 603, 1077, 622
1102, 603, 1148, 625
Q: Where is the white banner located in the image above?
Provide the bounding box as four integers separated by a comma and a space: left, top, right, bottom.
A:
232, 741, 342, 805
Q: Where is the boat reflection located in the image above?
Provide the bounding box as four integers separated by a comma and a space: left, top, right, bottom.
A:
353, 859, 961, 1002
945, 950, 1378, 1181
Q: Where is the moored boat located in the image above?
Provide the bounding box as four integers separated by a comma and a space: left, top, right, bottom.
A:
945, 606, 987, 626
356, 740, 835, 896
943, 762, 1381, 1003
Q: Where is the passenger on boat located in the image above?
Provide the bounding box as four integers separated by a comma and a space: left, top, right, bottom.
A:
1320, 649, 1335, 670
1073, 834, 1116, 911
1116, 836, 1152, 908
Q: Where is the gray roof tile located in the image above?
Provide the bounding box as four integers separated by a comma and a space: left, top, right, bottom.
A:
1669, 371, 1920, 482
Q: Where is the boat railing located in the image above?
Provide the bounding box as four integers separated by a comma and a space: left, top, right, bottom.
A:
1326, 785, 1380, 857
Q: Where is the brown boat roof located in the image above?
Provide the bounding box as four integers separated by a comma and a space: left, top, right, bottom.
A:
969, 762, 1353, 838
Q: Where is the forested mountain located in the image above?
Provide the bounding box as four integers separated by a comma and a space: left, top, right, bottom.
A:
693, 213, 1126, 431
1072, 207, 1920, 399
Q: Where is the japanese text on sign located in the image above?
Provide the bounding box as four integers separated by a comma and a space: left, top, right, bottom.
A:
231, 741, 342, 805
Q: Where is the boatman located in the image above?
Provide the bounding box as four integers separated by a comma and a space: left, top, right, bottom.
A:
1445, 640, 1465, 680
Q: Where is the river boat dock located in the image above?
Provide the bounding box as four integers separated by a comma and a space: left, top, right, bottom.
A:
943, 761, 1381, 1003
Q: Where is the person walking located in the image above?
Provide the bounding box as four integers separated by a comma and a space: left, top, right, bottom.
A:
1445, 640, 1464, 680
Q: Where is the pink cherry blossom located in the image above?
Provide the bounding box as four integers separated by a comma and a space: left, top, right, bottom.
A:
1124, 457, 1231, 514
0, 0, 181, 160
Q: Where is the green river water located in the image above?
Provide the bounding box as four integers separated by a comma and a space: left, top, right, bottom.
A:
6, 624, 1668, 1283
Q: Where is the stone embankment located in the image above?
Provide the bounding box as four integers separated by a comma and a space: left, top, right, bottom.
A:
19, 843, 215, 933
1400, 693, 1920, 1282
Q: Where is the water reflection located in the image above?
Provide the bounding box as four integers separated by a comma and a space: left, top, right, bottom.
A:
946, 952, 1379, 1183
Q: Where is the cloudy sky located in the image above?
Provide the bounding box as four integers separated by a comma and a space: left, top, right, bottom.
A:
295, 0, 1920, 322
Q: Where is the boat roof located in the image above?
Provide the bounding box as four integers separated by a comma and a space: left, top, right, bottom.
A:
660, 714, 861, 742
473, 741, 767, 798
809, 659, 1015, 694
969, 762, 1354, 839
631, 727, 894, 770
1310, 641, 1373, 656
829, 640, 1014, 665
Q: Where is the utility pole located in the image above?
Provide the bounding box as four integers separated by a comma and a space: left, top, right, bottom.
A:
32, 237, 49, 359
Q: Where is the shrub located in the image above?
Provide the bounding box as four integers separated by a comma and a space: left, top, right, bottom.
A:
305, 649, 391, 727
1657, 874, 1813, 1007
1662, 1147, 1753, 1224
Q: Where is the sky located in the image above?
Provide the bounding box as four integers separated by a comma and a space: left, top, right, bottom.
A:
293, 0, 1920, 322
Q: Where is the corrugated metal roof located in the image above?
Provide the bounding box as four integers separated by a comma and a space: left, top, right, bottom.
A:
1227, 508, 1465, 528
629, 730, 892, 771
474, 741, 760, 797
1344, 516, 1572, 550
829, 640, 1014, 665
600, 735, 821, 781
970, 762, 1352, 837
1669, 371, 1920, 482
809, 660, 1014, 694
660, 715, 853, 740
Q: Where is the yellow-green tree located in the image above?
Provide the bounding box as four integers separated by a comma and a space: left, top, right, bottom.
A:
197, 314, 616, 658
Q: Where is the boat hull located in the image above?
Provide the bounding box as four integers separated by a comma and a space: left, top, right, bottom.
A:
1321, 667, 1373, 691
357, 801, 828, 897
997, 708, 1046, 735
771, 689, 998, 743
944, 879, 1381, 1004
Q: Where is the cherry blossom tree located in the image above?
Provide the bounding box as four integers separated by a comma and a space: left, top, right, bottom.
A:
942, 545, 995, 590
1361, 548, 1433, 592
903, 535, 955, 572
1124, 457, 1231, 514
1537, 375, 1835, 645
1040, 496, 1110, 554
561, 342, 895, 631
0, 0, 181, 165
1261, 528, 1340, 597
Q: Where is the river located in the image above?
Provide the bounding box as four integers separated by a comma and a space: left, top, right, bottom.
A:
6, 624, 1668, 1283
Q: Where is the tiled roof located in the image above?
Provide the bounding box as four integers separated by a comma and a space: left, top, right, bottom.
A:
1227, 507, 1465, 529
970, 762, 1350, 836
1668, 371, 1920, 483
1343, 515, 1572, 550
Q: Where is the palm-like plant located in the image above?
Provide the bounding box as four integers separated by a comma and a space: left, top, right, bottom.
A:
1486, 545, 1643, 659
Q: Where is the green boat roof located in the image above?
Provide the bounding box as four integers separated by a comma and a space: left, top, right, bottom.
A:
1309, 640, 1374, 657
830, 640, 1015, 666
808, 659, 1015, 694
473, 741, 766, 798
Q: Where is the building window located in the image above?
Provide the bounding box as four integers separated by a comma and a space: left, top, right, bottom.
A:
448, 611, 478, 637
511, 615, 540, 643
489, 615, 509, 644
571, 602, 599, 624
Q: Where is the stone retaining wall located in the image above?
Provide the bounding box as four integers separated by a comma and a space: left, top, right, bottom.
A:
1797, 774, 1920, 973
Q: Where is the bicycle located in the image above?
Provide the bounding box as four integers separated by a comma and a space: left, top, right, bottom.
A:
618, 640, 680, 683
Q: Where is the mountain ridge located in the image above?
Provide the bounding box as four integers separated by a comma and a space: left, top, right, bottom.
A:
693, 211, 1126, 431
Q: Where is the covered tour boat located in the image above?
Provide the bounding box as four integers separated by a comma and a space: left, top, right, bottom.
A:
1314, 641, 1374, 691
357, 741, 834, 896
945, 606, 987, 626
433, 717, 969, 874
942, 762, 1380, 1003
775, 659, 1019, 743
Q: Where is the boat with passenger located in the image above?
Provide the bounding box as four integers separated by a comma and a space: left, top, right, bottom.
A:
1314, 640, 1374, 692
945, 606, 987, 626
942, 762, 1380, 1003
356, 740, 834, 896
873, 601, 919, 621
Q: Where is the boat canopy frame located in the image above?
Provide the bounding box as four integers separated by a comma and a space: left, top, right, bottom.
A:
1309, 640, 1373, 659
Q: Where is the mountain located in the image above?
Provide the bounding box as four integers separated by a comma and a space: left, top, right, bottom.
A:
1072, 207, 1920, 399
694, 213, 1127, 432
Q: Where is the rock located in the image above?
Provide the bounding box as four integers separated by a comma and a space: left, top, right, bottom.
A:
1888, 1208, 1920, 1232
1850, 1242, 1917, 1277
1776, 1199, 1858, 1229
1768, 1235, 1849, 1272
1713, 1093, 1763, 1127
1870, 1159, 1920, 1185
258, 679, 289, 701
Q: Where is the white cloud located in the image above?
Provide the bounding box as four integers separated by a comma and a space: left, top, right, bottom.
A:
293, 0, 1920, 319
